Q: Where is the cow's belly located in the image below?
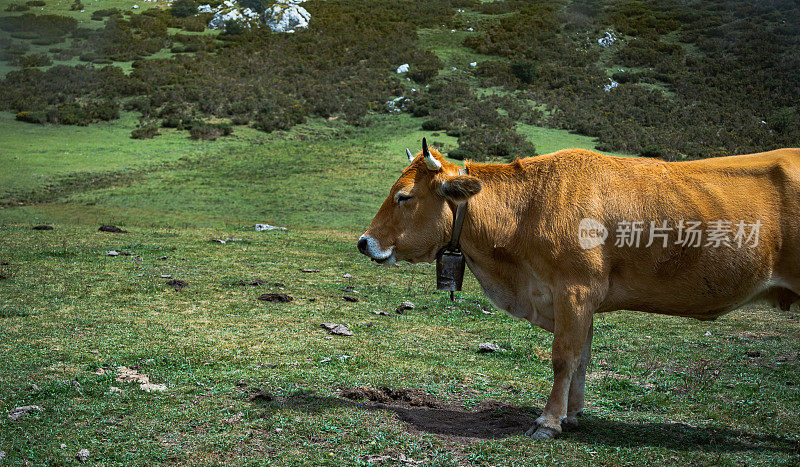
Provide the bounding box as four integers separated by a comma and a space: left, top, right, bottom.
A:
603, 264, 780, 319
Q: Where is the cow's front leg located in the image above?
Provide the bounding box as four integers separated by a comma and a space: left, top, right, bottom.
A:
564, 322, 593, 428
526, 284, 596, 440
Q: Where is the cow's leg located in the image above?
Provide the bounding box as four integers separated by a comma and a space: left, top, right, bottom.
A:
564, 321, 593, 428
526, 283, 595, 440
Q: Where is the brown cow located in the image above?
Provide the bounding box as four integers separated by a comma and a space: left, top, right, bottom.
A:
358, 139, 800, 439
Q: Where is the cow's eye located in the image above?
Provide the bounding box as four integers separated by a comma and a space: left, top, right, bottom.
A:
396, 193, 412, 204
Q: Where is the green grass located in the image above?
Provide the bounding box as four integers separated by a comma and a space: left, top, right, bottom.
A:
1, 111, 799, 465
0, 0, 798, 464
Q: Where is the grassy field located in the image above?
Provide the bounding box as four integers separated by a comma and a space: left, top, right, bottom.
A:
1, 0, 799, 464
1, 110, 799, 465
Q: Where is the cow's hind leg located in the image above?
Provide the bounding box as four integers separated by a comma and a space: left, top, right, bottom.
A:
526, 282, 597, 440
564, 321, 593, 429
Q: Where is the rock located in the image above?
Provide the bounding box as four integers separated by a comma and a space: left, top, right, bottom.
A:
98, 225, 127, 233
32, 225, 53, 230
321, 323, 352, 336
258, 293, 293, 302
211, 237, 242, 244
8, 405, 43, 420
342, 273, 353, 279
478, 342, 501, 353
266, 1, 311, 33
109, 386, 124, 393
139, 383, 167, 392
157, 256, 168, 260
343, 296, 359, 302
255, 223, 287, 231
0, 451, 5, 460
299, 268, 319, 273
76, 448, 90, 462
106, 250, 120, 257
166, 279, 188, 289
222, 411, 245, 424
704, 331, 712, 336
396, 63, 409, 73
160, 274, 172, 278
746, 350, 762, 358
369, 310, 389, 316
395, 301, 415, 314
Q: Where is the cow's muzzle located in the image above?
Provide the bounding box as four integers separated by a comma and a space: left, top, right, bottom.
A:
357, 235, 395, 264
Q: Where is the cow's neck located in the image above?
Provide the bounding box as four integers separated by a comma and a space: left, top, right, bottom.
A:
454, 160, 555, 329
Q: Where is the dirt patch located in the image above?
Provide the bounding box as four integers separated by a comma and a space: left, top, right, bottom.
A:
340, 386, 539, 441
98, 225, 127, 233
167, 279, 188, 289
259, 293, 293, 302
232, 278, 267, 286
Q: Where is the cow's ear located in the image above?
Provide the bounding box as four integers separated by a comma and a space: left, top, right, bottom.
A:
439, 175, 482, 202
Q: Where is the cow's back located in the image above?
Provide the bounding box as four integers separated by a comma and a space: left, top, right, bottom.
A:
531, 148, 800, 318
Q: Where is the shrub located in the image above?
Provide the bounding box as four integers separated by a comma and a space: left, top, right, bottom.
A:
510, 59, 537, 84
421, 118, 446, 131
189, 122, 233, 140
16, 111, 47, 124
91, 8, 121, 20
131, 125, 160, 139
171, 0, 198, 18
239, 0, 270, 14
408, 50, 443, 84
10, 53, 52, 67
70, 0, 83, 10
26, 0, 46, 6
5, 3, 29, 12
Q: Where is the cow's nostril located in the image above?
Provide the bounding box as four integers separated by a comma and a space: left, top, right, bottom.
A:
357, 238, 368, 254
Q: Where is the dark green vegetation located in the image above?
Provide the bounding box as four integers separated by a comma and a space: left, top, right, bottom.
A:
2, 0, 799, 160
1, 0, 800, 464
466, 0, 800, 159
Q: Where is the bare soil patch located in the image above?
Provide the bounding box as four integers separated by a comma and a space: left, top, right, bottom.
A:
340, 386, 539, 441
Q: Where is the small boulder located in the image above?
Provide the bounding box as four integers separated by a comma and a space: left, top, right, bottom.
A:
32, 225, 53, 230
395, 301, 415, 314
321, 323, 352, 336
8, 405, 43, 420
478, 342, 502, 353
76, 449, 90, 462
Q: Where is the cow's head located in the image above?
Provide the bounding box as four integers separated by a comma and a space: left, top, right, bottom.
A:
358, 138, 482, 264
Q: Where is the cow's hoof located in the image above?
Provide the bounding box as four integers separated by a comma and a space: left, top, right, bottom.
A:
526, 426, 560, 440
562, 416, 579, 430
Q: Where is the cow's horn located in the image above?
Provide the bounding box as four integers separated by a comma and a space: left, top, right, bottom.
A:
422, 137, 441, 171
406, 148, 414, 163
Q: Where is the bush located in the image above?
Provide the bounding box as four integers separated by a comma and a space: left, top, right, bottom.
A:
239, 0, 270, 14
26, 0, 46, 6
5, 3, 29, 12
171, 0, 198, 18
131, 125, 160, 139
188, 122, 233, 140
421, 118, 446, 131
510, 59, 537, 84
11, 53, 52, 67
16, 111, 47, 124
70, 0, 83, 10
408, 50, 443, 84
91, 8, 121, 20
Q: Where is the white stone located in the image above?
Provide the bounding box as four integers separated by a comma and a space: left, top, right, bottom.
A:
396, 63, 409, 74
